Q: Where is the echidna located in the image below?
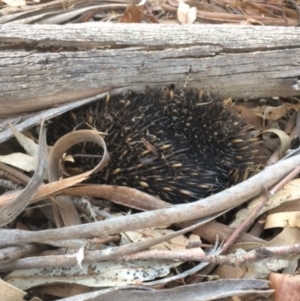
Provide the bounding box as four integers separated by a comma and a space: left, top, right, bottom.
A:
47, 86, 258, 204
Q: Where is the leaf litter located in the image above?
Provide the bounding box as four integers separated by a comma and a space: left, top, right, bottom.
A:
1, 0, 300, 300
0, 89, 300, 301
0, 0, 299, 25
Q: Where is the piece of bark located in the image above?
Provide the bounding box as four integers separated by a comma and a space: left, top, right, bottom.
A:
0, 91, 111, 143
0, 23, 300, 117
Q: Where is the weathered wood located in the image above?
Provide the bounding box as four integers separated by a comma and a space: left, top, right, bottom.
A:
1, 23, 300, 116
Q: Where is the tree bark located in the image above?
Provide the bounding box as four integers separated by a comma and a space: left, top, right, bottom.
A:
1, 23, 300, 116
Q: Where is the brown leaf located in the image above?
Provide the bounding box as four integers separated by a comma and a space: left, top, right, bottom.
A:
120, 4, 143, 23
270, 273, 300, 301
143, 13, 159, 24
265, 211, 300, 229
47, 129, 110, 227
232, 105, 263, 130
0, 122, 47, 227
261, 128, 291, 164
120, 3, 158, 23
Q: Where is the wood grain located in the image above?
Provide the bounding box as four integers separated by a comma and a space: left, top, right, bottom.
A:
0, 23, 300, 115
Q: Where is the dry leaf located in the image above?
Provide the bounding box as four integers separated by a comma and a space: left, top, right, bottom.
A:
120, 3, 158, 23
261, 128, 291, 163
270, 273, 300, 301
231, 179, 300, 229
232, 105, 262, 130
0, 153, 36, 172
242, 229, 300, 278
0, 123, 45, 172
253, 103, 298, 121
265, 211, 300, 229
0, 124, 47, 227
0, 123, 41, 172
267, 227, 300, 248
122, 228, 202, 252
0, 279, 27, 301
177, 1, 197, 24
9, 123, 39, 157
120, 3, 143, 23
215, 242, 263, 279
266, 227, 300, 274
48, 129, 110, 227
2, 0, 26, 7
5, 259, 178, 290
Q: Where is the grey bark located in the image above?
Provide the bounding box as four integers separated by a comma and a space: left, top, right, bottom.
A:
0, 23, 300, 115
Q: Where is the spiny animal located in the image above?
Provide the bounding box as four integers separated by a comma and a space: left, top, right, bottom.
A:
47, 86, 258, 204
